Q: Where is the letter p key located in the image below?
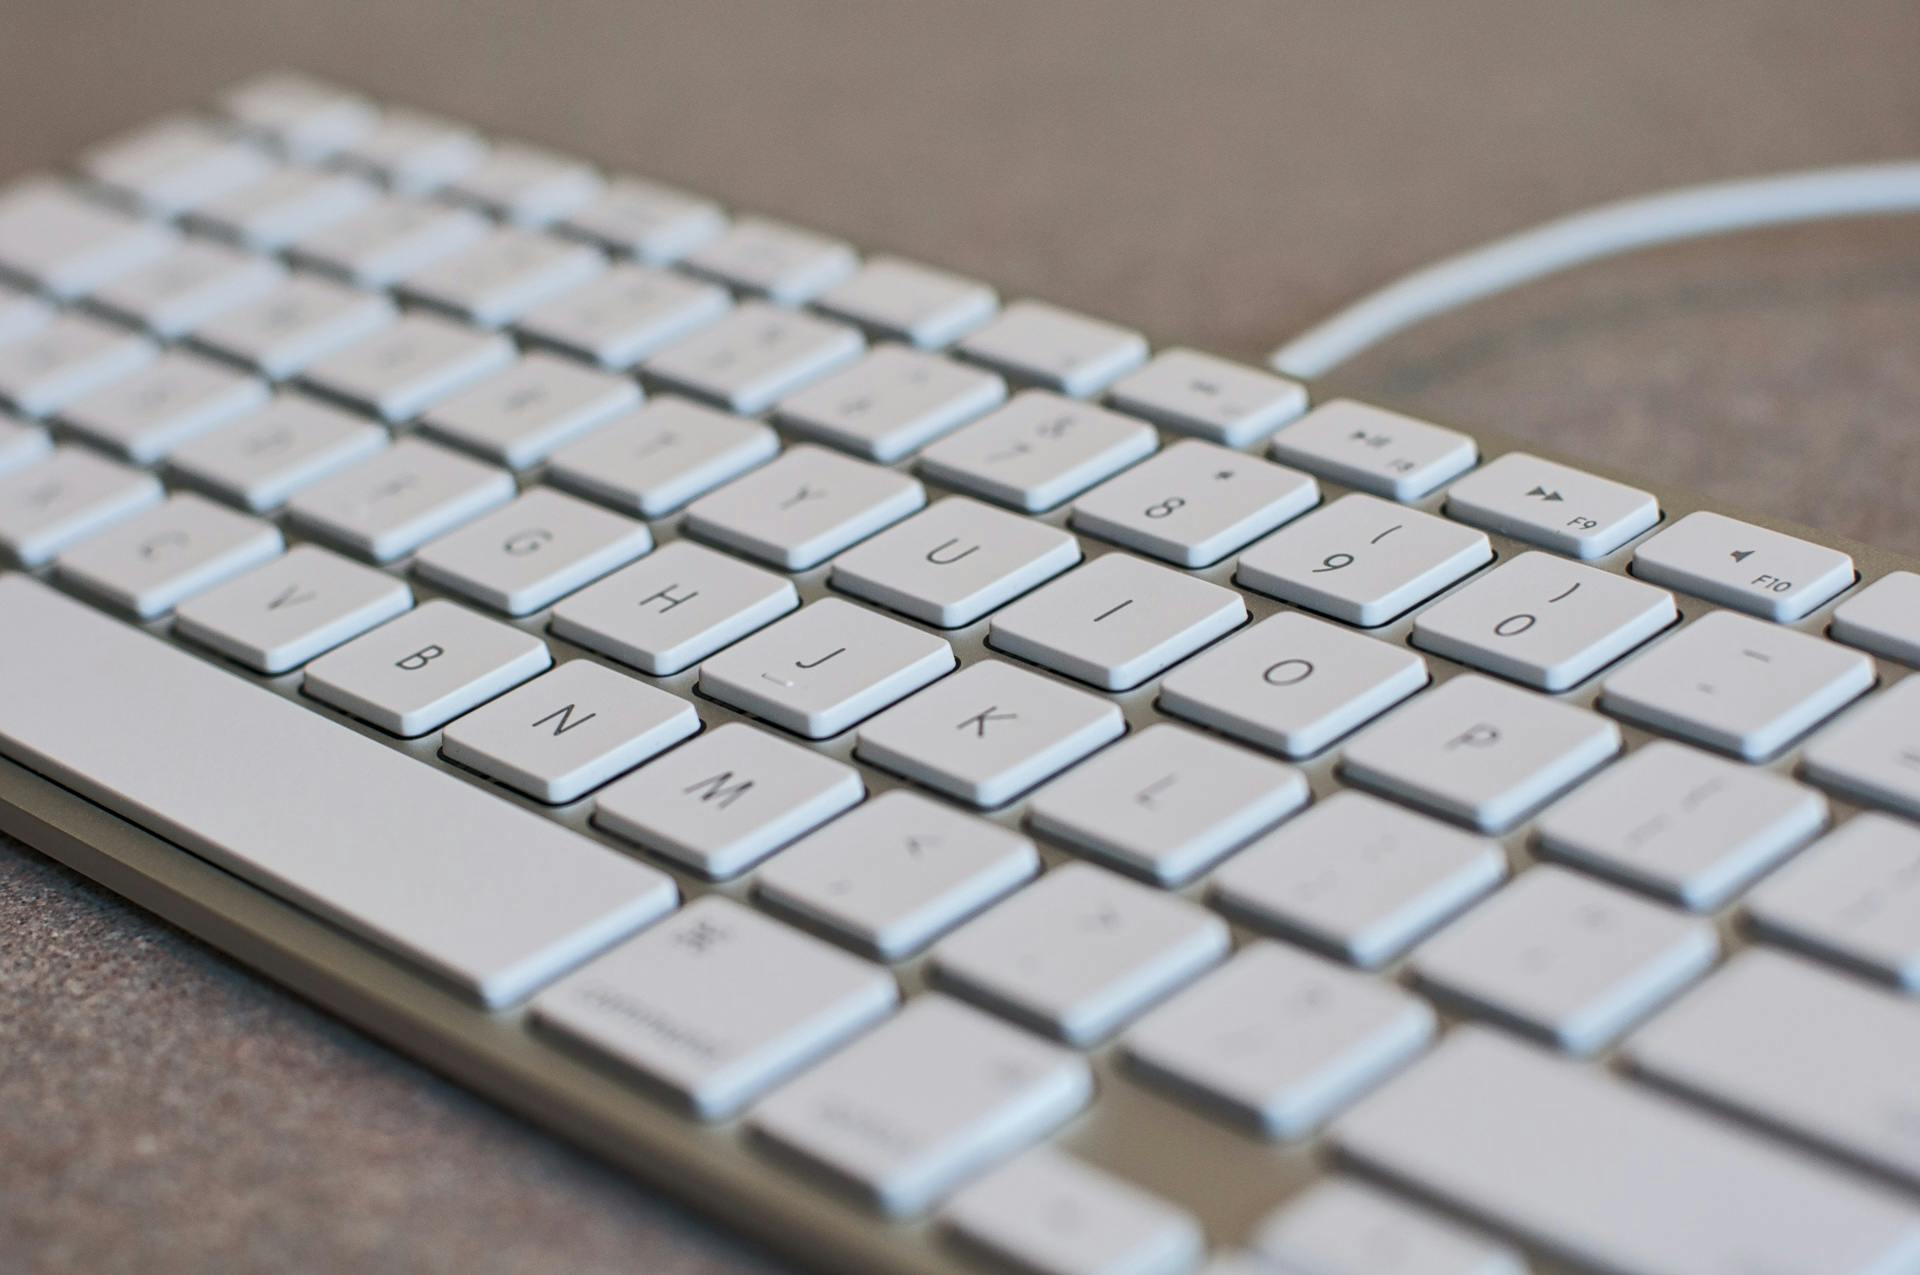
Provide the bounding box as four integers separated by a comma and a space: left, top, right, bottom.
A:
395, 644, 445, 671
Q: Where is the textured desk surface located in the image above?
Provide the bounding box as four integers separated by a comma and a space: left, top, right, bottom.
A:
4, 2, 1918, 1270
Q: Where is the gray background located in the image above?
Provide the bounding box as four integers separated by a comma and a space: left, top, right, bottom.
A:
3, 2, 1917, 1271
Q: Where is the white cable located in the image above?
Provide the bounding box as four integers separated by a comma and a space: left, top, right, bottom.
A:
1269, 161, 1920, 380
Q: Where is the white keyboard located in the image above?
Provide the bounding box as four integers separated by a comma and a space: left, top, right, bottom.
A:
3, 71, 1920, 1275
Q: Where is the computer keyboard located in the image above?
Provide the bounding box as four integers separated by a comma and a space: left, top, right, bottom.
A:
2, 70, 1919, 1275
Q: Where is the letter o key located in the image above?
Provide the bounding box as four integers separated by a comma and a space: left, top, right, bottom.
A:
503, 528, 553, 556
1263, 658, 1315, 686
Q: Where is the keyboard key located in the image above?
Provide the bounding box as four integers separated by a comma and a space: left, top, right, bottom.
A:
644, 302, 864, 415
1627, 947, 1920, 1187
289, 196, 491, 288
81, 116, 275, 217
813, 255, 997, 349
549, 539, 797, 676
1159, 610, 1429, 759
774, 345, 1006, 462
1251, 1178, 1525, 1275
594, 722, 862, 878
287, 438, 514, 563
1410, 551, 1676, 691
680, 216, 857, 304
855, 659, 1123, 807
545, 396, 778, 518
1106, 348, 1308, 447
167, 393, 387, 512
221, 71, 378, 160
684, 444, 923, 571
1029, 724, 1308, 885
1633, 509, 1855, 621
418, 351, 640, 468
173, 543, 412, 674
830, 495, 1080, 628
1600, 610, 1875, 760
1746, 814, 1920, 991
754, 790, 1039, 959
1236, 493, 1492, 627
412, 487, 652, 616
400, 227, 606, 328
304, 598, 550, 737
516, 263, 729, 368
956, 300, 1147, 396
190, 166, 378, 251
53, 492, 282, 619
989, 552, 1246, 691
90, 238, 285, 337
334, 109, 486, 193
933, 861, 1229, 1045
301, 311, 515, 423
1537, 741, 1827, 910
748, 995, 1091, 1217
1266, 399, 1475, 501
532, 896, 895, 1118
942, 1147, 1203, 1275
0, 415, 51, 474
60, 348, 270, 464
1071, 440, 1319, 567
444, 141, 602, 226
439, 658, 698, 802
0, 287, 52, 346
0, 179, 177, 298
1830, 570, 1920, 665
0, 310, 157, 417
698, 597, 954, 738
191, 272, 398, 379
1343, 673, 1619, 831
0, 446, 161, 567
558, 176, 727, 264
918, 390, 1157, 513
1444, 449, 1660, 559
1210, 790, 1505, 970
1411, 865, 1716, 1053
1802, 676, 1920, 818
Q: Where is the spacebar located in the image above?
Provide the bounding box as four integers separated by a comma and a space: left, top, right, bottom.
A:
0, 574, 678, 1009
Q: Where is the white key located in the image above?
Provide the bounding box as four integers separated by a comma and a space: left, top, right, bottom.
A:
1627, 947, 1920, 1187
1746, 814, 1920, 991
1443, 450, 1660, 559
1599, 610, 1875, 760
1342, 673, 1620, 831
303, 598, 551, 737
1537, 740, 1827, 909
1803, 677, 1920, 818
0, 311, 157, 417
0, 416, 51, 474
190, 272, 398, 379
90, 238, 285, 337
755, 790, 1039, 958
59, 348, 270, 463
401, 227, 606, 328
680, 216, 857, 305
1106, 348, 1308, 447
1410, 551, 1676, 691
1633, 509, 1855, 621
516, 263, 729, 368
1125, 941, 1435, 1137
444, 141, 602, 226
287, 438, 514, 563
1252, 1178, 1525, 1275
221, 72, 377, 160
832, 496, 1080, 628
644, 302, 864, 415
81, 116, 275, 216
545, 396, 777, 518
1266, 399, 1475, 501
855, 659, 1123, 807
290, 196, 491, 288
301, 312, 515, 423
0, 446, 161, 566
593, 721, 862, 878
684, 444, 923, 571
1209, 790, 1505, 970
0, 288, 51, 346
1236, 494, 1491, 627
0, 574, 675, 1009
1071, 440, 1319, 567
419, 352, 640, 468
747, 995, 1091, 1217
53, 492, 282, 620
413, 487, 652, 616
1410, 865, 1716, 1053
335, 109, 486, 194
918, 390, 1158, 513
813, 255, 997, 349
532, 896, 895, 1118
173, 543, 412, 674
698, 597, 954, 738
549, 539, 797, 675
1029, 724, 1309, 885
1159, 610, 1429, 759
0, 180, 177, 298
774, 345, 1006, 462
1831, 570, 1920, 666
943, 1147, 1203, 1275
558, 176, 726, 264
440, 658, 698, 802
190, 167, 378, 251
956, 300, 1147, 396
933, 861, 1229, 1044
167, 393, 388, 512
